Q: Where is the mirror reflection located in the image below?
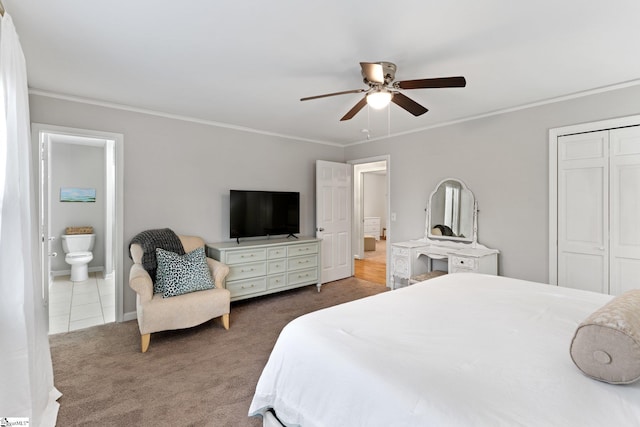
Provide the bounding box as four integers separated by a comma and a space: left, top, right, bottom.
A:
428, 179, 474, 242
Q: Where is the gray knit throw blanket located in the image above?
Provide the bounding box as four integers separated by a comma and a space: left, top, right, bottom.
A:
129, 228, 185, 282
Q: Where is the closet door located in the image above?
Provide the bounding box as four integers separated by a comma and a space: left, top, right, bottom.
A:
610, 126, 640, 295
557, 131, 609, 293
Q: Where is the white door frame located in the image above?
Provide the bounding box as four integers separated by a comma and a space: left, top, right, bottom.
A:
32, 123, 125, 323
549, 114, 640, 285
349, 155, 391, 286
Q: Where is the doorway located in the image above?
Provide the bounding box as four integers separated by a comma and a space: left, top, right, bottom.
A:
33, 124, 124, 333
351, 157, 390, 286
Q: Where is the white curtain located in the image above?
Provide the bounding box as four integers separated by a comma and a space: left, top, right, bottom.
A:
0, 13, 60, 426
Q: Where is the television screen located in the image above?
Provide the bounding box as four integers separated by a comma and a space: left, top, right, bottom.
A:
230, 190, 300, 239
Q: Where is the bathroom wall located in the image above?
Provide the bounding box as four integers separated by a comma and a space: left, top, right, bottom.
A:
50, 142, 106, 274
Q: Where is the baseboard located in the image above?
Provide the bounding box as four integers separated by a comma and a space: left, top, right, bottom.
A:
52, 266, 105, 277
123, 311, 137, 322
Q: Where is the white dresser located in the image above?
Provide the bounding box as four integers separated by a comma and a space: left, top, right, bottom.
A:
206, 237, 321, 301
363, 216, 381, 240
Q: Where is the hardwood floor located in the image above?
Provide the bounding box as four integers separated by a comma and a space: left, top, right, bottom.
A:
354, 239, 387, 285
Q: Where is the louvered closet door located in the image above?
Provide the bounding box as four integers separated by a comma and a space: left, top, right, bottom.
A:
610, 126, 640, 295
557, 131, 609, 294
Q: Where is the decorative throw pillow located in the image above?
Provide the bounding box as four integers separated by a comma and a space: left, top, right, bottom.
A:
570, 289, 640, 384
155, 247, 216, 298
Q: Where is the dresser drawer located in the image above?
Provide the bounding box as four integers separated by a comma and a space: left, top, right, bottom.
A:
267, 246, 287, 259
227, 261, 267, 281
288, 243, 318, 257
226, 248, 266, 265
267, 274, 287, 290
287, 267, 318, 286
288, 254, 318, 271
267, 259, 286, 275
227, 277, 267, 298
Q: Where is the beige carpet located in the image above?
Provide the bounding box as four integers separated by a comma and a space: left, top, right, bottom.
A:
49, 277, 387, 426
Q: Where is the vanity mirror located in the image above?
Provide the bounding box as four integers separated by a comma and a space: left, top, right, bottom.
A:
426, 178, 476, 244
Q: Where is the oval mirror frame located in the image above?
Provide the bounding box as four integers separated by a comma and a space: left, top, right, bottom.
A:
426, 178, 476, 243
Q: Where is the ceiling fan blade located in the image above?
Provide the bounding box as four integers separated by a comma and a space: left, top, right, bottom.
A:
340, 97, 368, 121
391, 92, 428, 116
395, 76, 466, 90
360, 62, 385, 84
301, 88, 365, 101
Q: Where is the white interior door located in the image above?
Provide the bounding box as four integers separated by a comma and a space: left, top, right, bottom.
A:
609, 126, 640, 295
557, 131, 609, 293
316, 160, 352, 283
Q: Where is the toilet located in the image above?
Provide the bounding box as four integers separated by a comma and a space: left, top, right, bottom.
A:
61, 233, 95, 282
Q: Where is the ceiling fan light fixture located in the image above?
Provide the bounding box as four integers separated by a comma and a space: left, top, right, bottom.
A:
366, 90, 393, 110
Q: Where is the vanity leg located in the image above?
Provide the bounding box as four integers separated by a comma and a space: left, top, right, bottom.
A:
317, 282, 322, 293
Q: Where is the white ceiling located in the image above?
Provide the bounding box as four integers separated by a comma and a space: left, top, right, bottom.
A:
5, 1, 640, 146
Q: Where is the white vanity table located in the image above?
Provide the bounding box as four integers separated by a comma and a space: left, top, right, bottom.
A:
391, 178, 499, 289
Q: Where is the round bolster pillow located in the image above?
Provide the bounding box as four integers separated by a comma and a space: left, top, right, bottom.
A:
570, 289, 640, 384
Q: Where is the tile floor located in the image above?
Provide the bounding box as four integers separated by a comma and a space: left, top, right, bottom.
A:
48, 271, 115, 335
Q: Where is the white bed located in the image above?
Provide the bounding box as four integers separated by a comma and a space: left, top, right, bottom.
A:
248, 273, 640, 426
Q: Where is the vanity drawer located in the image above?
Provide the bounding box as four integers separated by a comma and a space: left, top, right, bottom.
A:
227, 261, 267, 281
392, 246, 410, 257
227, 277, 267, 298
226, 248, 266, 265
288, 254, 318, 271
287, 268, 318, 286
267, 246, 287, 259
267, 259, 286, 275
288, 243, 318, 257
451, 256, 477, 271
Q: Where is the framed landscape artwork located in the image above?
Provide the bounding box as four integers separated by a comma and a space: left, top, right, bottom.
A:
60, 187, 96, 202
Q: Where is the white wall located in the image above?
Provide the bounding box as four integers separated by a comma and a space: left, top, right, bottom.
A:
363, 172, 387, 236
345, 84, 640, 283
50, 142, 105, 273
29, 94, 344, 315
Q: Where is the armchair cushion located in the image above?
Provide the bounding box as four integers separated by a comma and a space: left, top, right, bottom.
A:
155, 247, 216, 298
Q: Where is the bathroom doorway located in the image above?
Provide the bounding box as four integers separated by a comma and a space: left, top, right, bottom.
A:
351, 157, 390, 287
33, 124, 124, 334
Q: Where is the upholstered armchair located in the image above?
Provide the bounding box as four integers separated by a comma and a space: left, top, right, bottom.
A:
129, 234, 231, 353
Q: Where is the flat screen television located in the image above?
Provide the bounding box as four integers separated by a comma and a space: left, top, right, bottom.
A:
230, 190, 300, 241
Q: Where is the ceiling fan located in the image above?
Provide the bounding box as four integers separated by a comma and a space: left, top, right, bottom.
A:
301, 62, 466, 121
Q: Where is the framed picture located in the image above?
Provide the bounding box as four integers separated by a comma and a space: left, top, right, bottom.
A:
60, 187, 96, 202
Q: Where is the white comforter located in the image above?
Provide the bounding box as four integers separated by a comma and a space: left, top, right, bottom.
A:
249, 273, 640, 426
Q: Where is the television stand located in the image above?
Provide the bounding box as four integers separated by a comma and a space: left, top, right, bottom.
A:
206, 237, 322, 301
287, 233, 299, 239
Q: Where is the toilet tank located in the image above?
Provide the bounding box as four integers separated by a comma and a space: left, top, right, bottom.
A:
61, 233, 95, 253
